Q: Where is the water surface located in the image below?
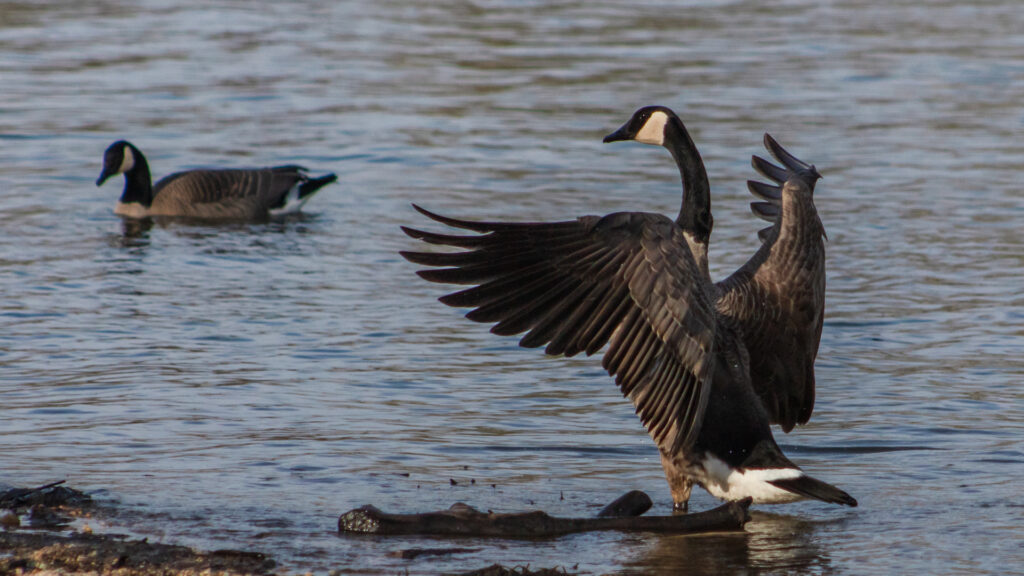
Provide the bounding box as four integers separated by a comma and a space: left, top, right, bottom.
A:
1, 1, 1021, 574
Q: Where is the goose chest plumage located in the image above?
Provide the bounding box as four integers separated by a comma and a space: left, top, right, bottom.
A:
96, 140, 337, 220
401, 106, 854, 510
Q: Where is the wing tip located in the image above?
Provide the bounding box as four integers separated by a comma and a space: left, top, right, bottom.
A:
762, 134, 822, 184
409, 203, 497, 232
400, 225, 428, 240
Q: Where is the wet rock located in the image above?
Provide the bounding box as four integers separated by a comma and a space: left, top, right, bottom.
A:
26, 503, 72, 529
0, 483, 276, 575
0, 509, 19, 529
1, 531, 276, 575
0, 481, 92, 510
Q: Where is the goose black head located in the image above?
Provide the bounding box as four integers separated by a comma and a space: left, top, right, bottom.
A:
96, 140, 138, 186
603, 106, 678, 146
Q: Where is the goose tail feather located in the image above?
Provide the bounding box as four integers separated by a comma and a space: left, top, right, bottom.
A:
768, 474, 858, 507
298, 173, 338, 199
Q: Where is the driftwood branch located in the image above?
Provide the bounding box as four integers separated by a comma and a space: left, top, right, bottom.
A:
597, 490, 652, 518
338, 496, 751, 538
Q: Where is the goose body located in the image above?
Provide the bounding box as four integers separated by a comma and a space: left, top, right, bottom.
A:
96, 140, 337, 220
401, 107, 854, 509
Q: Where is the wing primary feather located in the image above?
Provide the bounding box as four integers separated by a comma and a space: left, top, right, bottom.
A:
410, 204, 510, 232
438, 262, 551, 307
763, 133, 812, 172
537, 280, 610, 354
525, 279, 599, 352
402, 225, 584, 250
417, 257, 533, 285
491, 274, 581, 334
751, 156, 790, 184
414, 252, 545, 284
411, 204, 579, 234
751, 202, 780, 222
401, 227, 496, 248
747, 180, 782, 203
400, 249, 520, 268
553, 282, 621, 356
468, 270, 565, 323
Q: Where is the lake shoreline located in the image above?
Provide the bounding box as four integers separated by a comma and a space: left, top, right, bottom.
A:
0, 483, 573, 576
0, 483, 276, 576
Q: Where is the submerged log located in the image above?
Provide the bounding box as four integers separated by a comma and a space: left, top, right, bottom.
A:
338, 495, 750, 537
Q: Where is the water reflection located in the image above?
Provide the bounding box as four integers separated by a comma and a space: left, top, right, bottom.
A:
623, 511, 833, 575
117, 218, 153, 245
109, 213, 324, 255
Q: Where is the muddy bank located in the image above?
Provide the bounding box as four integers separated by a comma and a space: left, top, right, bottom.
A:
0, 530, 275, 576
0, 482, 275, 576
1, 482, 578, 576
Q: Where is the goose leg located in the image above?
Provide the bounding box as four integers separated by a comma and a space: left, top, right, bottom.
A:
660, 452, 694, 514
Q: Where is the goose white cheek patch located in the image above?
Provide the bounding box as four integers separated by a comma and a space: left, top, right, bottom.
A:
635, 111, 668, 145
118, 146, 135, 174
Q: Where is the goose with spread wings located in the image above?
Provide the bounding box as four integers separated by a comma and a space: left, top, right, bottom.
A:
96, 140, 337, 220
401, 106, 855, 510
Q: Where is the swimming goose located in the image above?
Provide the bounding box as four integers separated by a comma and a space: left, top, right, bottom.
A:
400, 106, 854, 510
96, 140, 337, 220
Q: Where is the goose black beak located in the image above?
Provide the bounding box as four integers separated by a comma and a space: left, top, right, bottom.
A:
96, 170, 112, 186
603, 125, 631, 143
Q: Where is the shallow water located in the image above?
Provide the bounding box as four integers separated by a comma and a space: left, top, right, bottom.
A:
1, 1, 1021, 574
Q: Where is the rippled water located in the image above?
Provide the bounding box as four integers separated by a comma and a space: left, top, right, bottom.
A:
1, 1, 1021, 574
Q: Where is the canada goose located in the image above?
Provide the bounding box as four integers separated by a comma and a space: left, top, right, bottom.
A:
401, 106, 855, 510
609, 107, 828, 434
96, 140, 337, 220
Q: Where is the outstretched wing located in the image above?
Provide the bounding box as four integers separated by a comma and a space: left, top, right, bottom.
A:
716, 134, 825, 432
402, 205, 718, 454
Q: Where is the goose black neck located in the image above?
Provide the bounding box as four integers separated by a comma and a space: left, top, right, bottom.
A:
664, 117, 712, 241
120, 146, 154, 206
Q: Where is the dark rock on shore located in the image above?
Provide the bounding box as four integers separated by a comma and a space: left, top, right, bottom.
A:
0, 482, 275, 576
0, 530, 275, 576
